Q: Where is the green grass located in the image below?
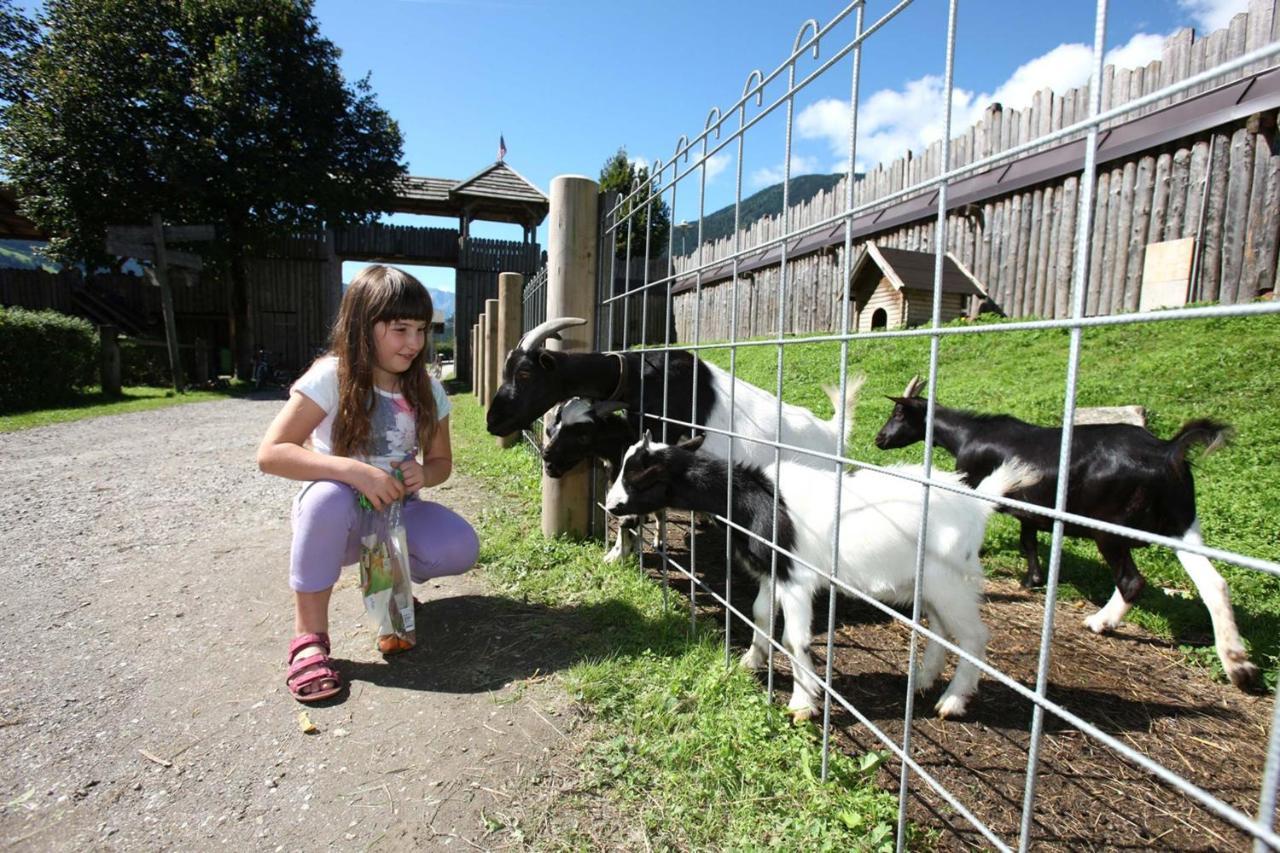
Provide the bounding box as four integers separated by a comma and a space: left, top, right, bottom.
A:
450, 395, 908, 851
692, 311, 1280, 689
0, 383, 256, 432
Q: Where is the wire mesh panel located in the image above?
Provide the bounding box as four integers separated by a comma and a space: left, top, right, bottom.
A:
520, 264, 549, 458
588, 2, 1280, 849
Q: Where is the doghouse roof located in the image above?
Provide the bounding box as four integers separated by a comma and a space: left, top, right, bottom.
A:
851, 243, 986, 297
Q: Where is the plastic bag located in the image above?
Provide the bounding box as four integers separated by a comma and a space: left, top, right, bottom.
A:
357, 481, 416, 654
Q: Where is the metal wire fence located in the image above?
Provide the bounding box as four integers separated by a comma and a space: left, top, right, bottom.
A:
581, 2, 1280, 850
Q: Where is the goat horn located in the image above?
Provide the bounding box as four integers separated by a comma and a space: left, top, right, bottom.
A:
904, 375, 925, 397
517, 317, 587, 352
591, 400, 630, 417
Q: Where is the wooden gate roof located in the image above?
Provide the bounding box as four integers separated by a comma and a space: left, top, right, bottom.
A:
391, 162, 548, 227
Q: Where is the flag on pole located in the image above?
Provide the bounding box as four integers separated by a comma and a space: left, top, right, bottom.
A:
497, 134, 507, 161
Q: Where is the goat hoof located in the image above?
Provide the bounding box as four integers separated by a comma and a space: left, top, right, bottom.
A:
1226, 659, 1261, 690
1083, 613, 1116, 634
602, 548, 622, 564
789, 705, 817, 725
1021, 575, 1045, 589
739, 649, 766, 671
935, 694, 969, 719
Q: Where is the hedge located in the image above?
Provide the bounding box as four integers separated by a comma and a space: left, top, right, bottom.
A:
0, 307, 98, 412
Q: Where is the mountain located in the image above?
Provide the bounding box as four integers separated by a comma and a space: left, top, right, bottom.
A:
428, 288, 454, 318
0, 239, 59, 272
671, 173, 857, 254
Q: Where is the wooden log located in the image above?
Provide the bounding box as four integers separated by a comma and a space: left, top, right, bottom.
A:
1220, 125, 1256, 303
1030, 188, 1051, 316
1243, 123, 1280, 299
1107, 162, 1136, 313
1166, 146, 1193, 240
1097, 167, 1122, 314
1148, 152, 1173, 245
1055, 175, 1079, 318
1199, 132, 1232, 302
1036, 185, 1058, 316
1125, 155, 1156, 312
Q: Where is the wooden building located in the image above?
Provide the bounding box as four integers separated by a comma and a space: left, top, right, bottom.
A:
850, 244, 986, 331
1, 160, 547, 382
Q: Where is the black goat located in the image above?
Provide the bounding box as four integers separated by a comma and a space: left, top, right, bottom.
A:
873, 376, 1257, 688
542, 397, 642, 563
486, 317, 857, 473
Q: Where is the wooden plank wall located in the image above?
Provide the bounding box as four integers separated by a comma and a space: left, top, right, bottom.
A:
667, 2, 1280, 343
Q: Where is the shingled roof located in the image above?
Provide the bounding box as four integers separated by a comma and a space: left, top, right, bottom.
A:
390, 162, 548, 227
852, 244, 986, 297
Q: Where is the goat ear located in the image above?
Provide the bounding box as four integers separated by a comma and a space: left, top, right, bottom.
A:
537, 350, 556, 370
677, 434, 704, 451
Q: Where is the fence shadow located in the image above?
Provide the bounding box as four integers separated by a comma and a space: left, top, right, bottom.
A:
339, 593, 688, 695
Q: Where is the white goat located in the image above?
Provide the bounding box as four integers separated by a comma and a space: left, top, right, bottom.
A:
605, 433, 1037, 719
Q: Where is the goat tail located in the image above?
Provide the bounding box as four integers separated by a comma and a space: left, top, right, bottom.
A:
1166, 418, 1232, 470
972, 458, 1042, 516
821, 373, 866, 440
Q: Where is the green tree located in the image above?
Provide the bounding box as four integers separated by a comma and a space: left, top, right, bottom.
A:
0, 0, 406, 374
0, 0, 34, 116
598, 147, 671, 258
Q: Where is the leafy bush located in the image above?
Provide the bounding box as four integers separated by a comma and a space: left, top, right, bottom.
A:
0, 307, 97, 412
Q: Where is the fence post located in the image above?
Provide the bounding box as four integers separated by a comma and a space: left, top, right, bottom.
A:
495, 272, 523, 448
541, 175, 600, 539
477, 313, 488, 404
483, 298, 499, 408
471, 321, 480, 399
99, 324, 121, 397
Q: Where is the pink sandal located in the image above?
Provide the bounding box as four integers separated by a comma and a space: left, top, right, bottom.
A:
286, 632, 343, 703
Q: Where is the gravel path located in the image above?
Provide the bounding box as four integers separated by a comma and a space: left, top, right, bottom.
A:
0, 395, 575, 850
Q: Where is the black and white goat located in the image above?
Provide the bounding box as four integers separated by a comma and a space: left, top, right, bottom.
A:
605, 432, 1036, 719
873, 376, 1258, 688
487, 317, 859, 472
543, 397, 641, 562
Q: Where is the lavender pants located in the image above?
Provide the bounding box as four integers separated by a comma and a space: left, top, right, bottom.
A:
290, 480, 480, 593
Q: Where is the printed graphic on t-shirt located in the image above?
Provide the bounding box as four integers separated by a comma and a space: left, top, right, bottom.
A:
369, 392, 417, 469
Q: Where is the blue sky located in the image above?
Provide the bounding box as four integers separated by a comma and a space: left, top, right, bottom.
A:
10, 0, 1252, 291
316, 0, 1250, 292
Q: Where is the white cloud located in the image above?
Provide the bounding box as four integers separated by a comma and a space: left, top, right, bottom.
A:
795, 30, 1172, 177
1104, 32, 1169, 70
750, 154, 821, 188
1179, 0, 1250, 33
697, 152, 730, 182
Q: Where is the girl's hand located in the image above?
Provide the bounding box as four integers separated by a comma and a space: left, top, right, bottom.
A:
354, 463, 405, 510
394, 458, 425, 493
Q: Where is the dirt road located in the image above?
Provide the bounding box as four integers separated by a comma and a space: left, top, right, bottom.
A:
0, 396, 575, 850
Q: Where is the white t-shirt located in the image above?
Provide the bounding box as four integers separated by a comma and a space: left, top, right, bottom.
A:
291, 356, 452, 473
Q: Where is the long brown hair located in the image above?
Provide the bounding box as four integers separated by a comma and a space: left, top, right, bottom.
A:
328, 265, 438, 458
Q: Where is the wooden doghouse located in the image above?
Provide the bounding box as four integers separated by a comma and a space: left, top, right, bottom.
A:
850, 244, 986, 331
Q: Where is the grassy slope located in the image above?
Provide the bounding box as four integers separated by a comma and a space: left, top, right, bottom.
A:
692, 312, 1280, 687
449, 396, 907, 851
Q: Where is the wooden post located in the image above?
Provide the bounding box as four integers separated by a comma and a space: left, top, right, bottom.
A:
471, 321, 480, 398
476, 314, 487, 403
99, 324, 121, 397
148, 213, 184, 392
483, 298, 499, 409
541, 175, 599, 539
496, 272, 523, 448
